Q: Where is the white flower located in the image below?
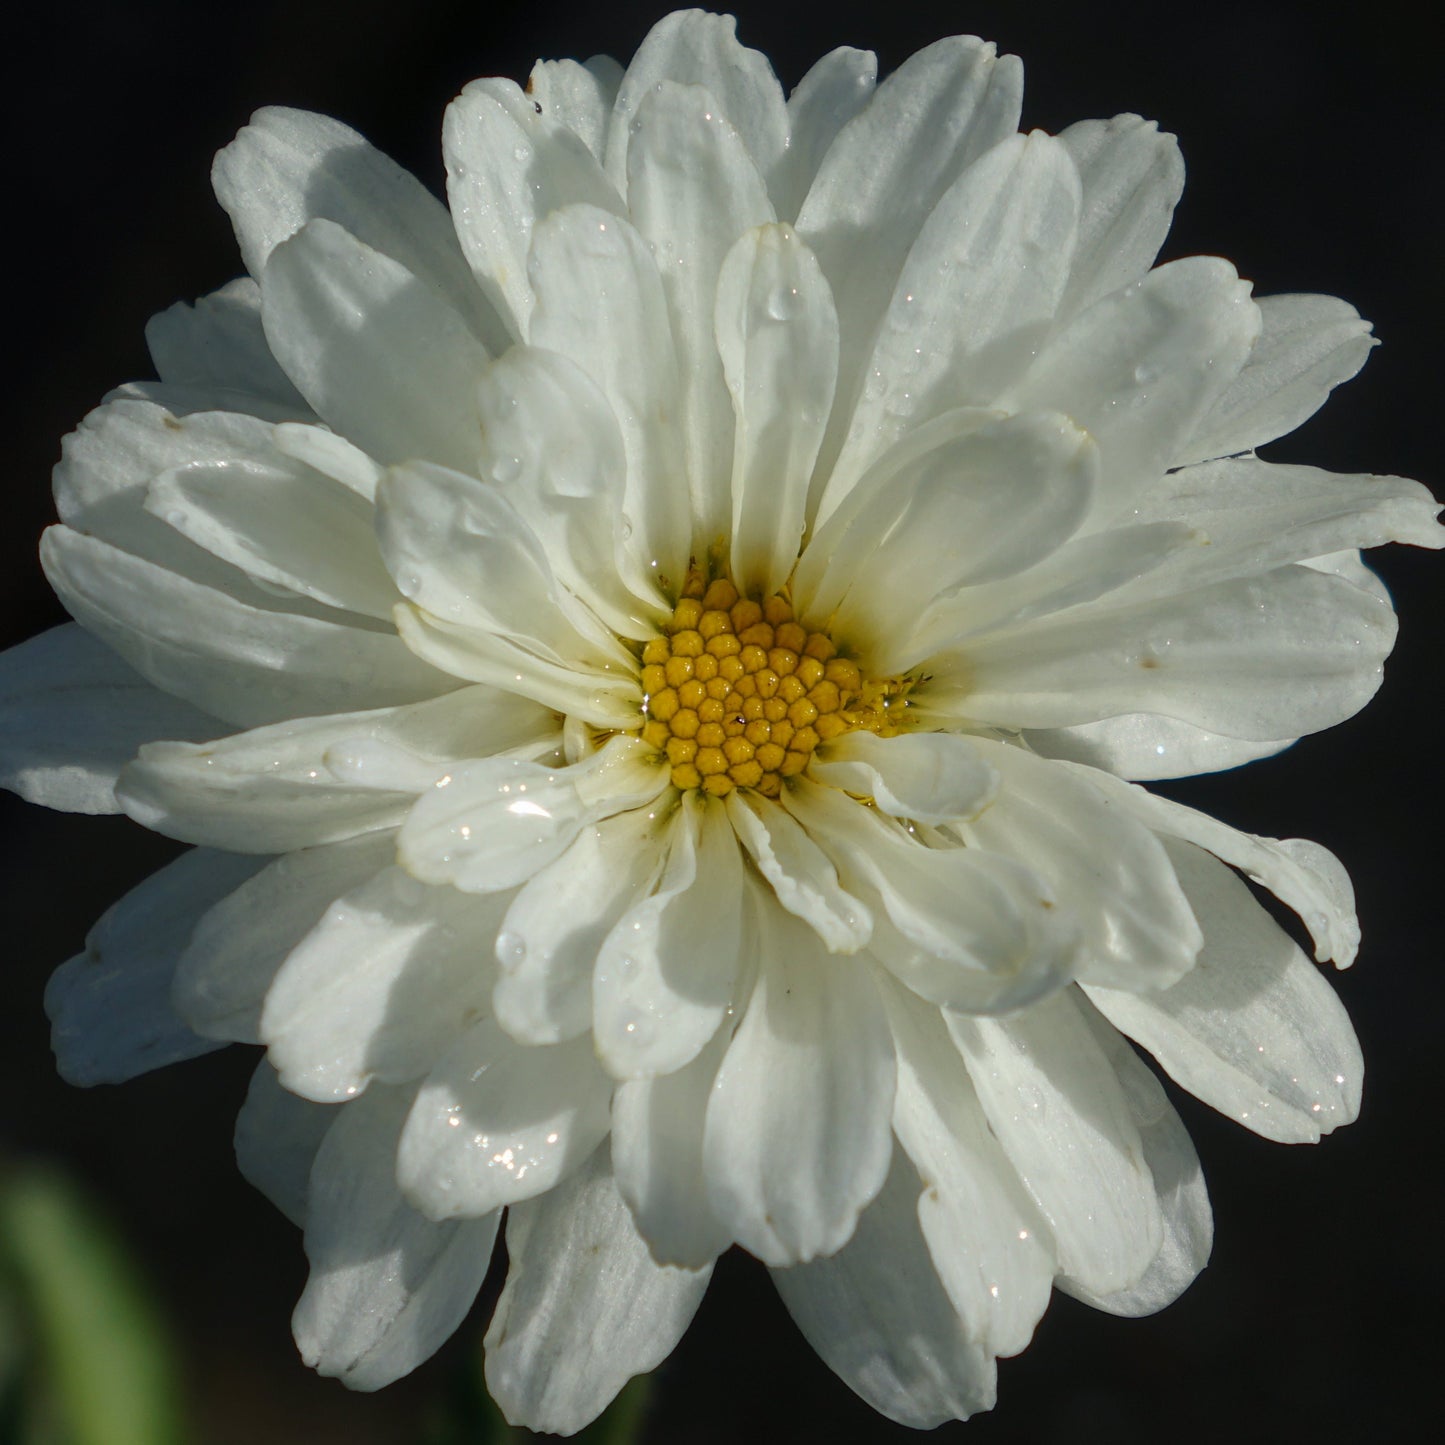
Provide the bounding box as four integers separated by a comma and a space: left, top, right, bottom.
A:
1, 8, 1439, 1434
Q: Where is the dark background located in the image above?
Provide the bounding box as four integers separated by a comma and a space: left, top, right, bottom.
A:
2, 1, 1440, 1440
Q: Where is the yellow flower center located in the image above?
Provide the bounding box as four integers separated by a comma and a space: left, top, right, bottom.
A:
638, 571, 910, 798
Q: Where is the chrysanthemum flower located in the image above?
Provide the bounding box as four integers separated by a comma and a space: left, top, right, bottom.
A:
1, 8, 1439, 1433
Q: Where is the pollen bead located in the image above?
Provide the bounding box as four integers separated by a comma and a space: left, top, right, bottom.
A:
640, 573, 879, 798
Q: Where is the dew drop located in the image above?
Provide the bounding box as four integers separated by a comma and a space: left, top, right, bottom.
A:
496, 931, 528, 967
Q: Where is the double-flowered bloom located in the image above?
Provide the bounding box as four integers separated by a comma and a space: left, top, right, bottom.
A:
2, 9, 1439, 1433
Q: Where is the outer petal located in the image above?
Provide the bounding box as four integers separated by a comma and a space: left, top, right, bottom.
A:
1180, 293, 1377, 464
397, 1019, 611, 1220
883, 978, 1054, 1357
1086, 841, 1362, 1143
145, 449, 397, 621
233, 1061, 336, 1227
294, 1085, 499, 1390
605, 10, 788, 198
261, 220, 491, 474
526, 56, 621, 162
443, 79, 623, 342
797, 35, 1022, 495
771, 1150, 996, 1429
0, 624, 221, 814
41, 526, 449, 729
627, 81, 775, 545
397, 739, 666, 895
716, 223, 839, 598
528, 205, 691, 585
472, 346, 663, 635
957, 740, 1202, 992
212, 105, 501, 348
119, 688, 543, 854
808, 731, 998, 825
786, 779, 1079, 1016
591, 793, 742, 1078
951, 563, 1395, 741
950, 989, 1163, 1296
1025, 712, 1296, 782
610, 1021, 736, 1269
45, 848, 266, 1085
1055, 762, 1360, 966
261, 867, 510, 1102
493, 806, 670, 1048
375, 460, 629, 669
1059, 1005, 1213, 1317
825, 131, 1081, 503
176, 832, 398, 1042
703, 894, 894, 1266
1057, 114, 1184, 319
1001, 256, 1261, 526
772, 47, 877, 220
145, 276, 307, 410
484, 1147, 712, 1436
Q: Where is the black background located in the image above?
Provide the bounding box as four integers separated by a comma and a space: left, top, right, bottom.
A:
2, 1, 1441, 1441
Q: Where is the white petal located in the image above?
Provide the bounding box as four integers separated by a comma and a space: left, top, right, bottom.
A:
1058, 1006, 1212, 1317
883, 980, 1053, 1357
295, 1085, 499, 1390
272, 422, 385, 500
957, 741, 1202, 992
628, 81, 775, 545
797, 410, 1096, 655
772, 47, 877, 220
261, 220, 490, 474
593, 793, 743, 1078
528, 204, 691, 586
771, 1150, 996, 1429
472, 346, 664, 635
1181, 293, 1377, 464
397, 739, 666, 894
175, 832, 397, 1042
1002, 256, 1261, 525
45, 848, 265, 1085
605, 10, 788, 197
848, 412, 1099, 670
1124, 456, 1444, 595
145, 276, 306, 409
443, 79, 623, 342
1086, 840, 1361, 1143
808, 730, 998, 825
146, 450, 397, 620
950, 989, 1163, 1296
375, 459, 627, 668
262, 867, 509, 1102
526, 57, 620, 161
724, 790, 872, 952
703, 896, 894, 1266
485, 1147, 711, 1436
716, 223, 838, 597
826, 132, 1081, 503
119, 688, 541, 853
785, 779, 1078, 1015
798, 36, 1022, 498
212, 105, 501, 348
956, 563, 1395, 740
41, 526, 449, 729
397, 1019, 610, 1220
233, 1060, 336, 1227
0, 623, 221, 814
610, 1021, 735, 1269
392, 605, 640, 728
1025, 713, 1296, 782
493, 807, 671, 1047
1057, 115, 1184, 319
1053, 761, 1359, 966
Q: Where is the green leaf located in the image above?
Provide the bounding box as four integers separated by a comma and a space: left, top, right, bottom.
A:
0, 1162, 187, 1445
